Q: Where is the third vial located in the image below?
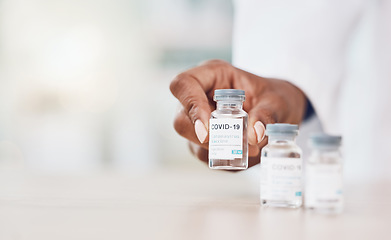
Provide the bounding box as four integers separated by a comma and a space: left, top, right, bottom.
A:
305, 134, 343, 214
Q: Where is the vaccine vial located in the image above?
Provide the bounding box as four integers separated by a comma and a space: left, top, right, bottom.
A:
260, 124, 303, 208
305, 134, 343, 214
209, 89, 248, 170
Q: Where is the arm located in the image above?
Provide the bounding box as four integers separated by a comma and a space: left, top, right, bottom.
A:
232, 0, 366, 133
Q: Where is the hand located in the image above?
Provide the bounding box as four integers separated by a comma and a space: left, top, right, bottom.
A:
170, 60, 307, 167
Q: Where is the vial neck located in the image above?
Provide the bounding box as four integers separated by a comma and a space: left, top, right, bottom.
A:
216, 101, 243, 110
268, 135, 297, 144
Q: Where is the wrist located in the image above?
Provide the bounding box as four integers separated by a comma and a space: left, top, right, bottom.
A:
283, 80, 307, 123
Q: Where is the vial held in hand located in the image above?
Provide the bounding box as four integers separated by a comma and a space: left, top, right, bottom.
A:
260, 124, 303, 208
208, 89, 248, 170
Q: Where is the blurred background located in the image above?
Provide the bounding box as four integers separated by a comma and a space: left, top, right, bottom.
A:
0, 0, 234, 174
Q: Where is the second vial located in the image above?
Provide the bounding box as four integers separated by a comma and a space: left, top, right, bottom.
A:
260, 123, 303, 208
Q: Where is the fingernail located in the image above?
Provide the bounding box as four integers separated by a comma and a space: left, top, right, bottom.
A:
194, 119, 208, 144
254, 121, 266, 143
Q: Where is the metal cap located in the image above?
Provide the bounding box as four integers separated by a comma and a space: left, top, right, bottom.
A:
213, 89, 245, 101
310, 133, 342, 148
265, 123, 299, 136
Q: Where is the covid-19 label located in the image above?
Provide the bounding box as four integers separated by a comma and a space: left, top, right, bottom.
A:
209, 118, 243, 160
260, 157, 303, 202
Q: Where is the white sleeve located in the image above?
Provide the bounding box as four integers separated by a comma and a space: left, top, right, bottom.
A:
232, 0, 366, 132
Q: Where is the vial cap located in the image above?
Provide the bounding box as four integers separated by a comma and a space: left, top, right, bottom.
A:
310, 133, 342, 148
265, 123, 299, 136
213, 89, 245, 101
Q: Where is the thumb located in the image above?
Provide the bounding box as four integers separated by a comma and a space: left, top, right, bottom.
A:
247, 107, 276, 145
184, 98, 211, 144
170, 75, 212, 144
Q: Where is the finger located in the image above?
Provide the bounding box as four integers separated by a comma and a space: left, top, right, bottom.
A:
174, 108, 209, 148
170, 74, 210, 143
247, 96, 279, 145
249, 153, 262, 168
170, 60, 232, 144
248, 144, 260, 157
248, 138, 269, 157
189, 142, 208, 164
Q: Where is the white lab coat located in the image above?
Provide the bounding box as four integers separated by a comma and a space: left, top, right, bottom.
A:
232, 0, 391, 182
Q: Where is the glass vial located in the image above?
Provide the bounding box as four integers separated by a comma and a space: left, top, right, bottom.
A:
209, 89, 248, 170
305, 134, 343, 214
260, 124, 303, 208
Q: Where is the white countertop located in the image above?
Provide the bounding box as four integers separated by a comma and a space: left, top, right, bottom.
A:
0, 167, 390, 240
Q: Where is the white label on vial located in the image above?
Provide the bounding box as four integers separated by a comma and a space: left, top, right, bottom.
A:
260, 157, 303, 202
209, 118, 243, 160
305, 164, 343, 209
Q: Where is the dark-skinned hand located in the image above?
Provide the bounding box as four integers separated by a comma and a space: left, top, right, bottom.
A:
170, 60, 307, 168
